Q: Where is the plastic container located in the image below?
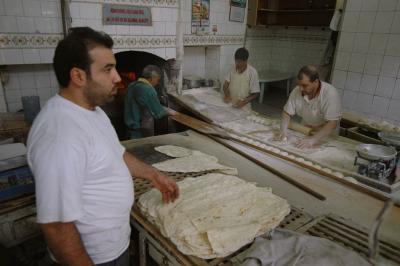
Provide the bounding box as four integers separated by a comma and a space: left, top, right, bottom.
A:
21, 96, 40, 124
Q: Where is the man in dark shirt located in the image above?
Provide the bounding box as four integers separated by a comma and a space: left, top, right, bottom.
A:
124, 65, 174, 139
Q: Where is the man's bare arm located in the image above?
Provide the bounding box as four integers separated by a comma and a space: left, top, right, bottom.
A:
296, 120, 338, 149
41, 222, 93, 266
123, 151, 179, 203
223, 81, 231, 102
233, 92, 260, 108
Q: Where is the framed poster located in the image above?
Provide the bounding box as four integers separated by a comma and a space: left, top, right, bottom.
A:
229, 0, 246, 22
191, 0, 210, 34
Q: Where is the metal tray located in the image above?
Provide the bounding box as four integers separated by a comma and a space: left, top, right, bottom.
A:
378, 131, 400, 147
356, 144, 397, 161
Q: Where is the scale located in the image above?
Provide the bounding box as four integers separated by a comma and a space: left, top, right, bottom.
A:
354, 144, 397, 184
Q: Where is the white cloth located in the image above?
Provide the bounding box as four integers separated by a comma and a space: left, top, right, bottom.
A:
225, 64, 260, 104
284, 81, 342, 128
237, 229, 371, 266
27, 94, 134, 264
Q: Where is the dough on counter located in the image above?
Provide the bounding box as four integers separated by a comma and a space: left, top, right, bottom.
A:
155, 145, 193, 157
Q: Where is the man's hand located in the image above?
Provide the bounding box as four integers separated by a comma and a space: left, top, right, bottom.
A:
123, 152, 180, 204
223, 95, 231, 103
296, 137, 317, 149
274, 131, 288, 143
233, 99, 247, 108
151, 172, 180, 203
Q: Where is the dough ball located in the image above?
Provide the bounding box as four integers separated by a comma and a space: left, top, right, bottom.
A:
344, 176, 358, 184
333, 172, 344, 178
295, 157, 305, 163
271, 148, 280, 153
280, 151, 289, 156
314, 165, 322, 170
304, 161, 313, 166
288, 155, 296, 160
323, 168, 333, 174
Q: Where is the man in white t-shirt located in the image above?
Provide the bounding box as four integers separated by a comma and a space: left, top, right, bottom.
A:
27, 27, 179, 266
278, 65, 342, 149
223, 47, 260, 109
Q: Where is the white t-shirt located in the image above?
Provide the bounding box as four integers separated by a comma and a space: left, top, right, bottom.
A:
284, 81, 342, 127
225, 64, 260, 95
27, 94, 134, 264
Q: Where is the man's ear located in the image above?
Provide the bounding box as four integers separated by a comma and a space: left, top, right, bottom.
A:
70, 67, 87, 87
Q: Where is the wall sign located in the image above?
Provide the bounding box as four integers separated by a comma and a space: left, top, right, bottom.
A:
103, 4, 152, 26
229, 0, 246, 22
191, 0, 210, 34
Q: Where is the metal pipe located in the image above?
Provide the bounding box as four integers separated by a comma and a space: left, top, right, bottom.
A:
175, 0, 184, 95
60, 0, 71, 37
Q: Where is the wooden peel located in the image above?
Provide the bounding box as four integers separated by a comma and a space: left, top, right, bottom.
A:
289, 121, 313, 135
170, 111, 232, 139
170, 111, 326, 201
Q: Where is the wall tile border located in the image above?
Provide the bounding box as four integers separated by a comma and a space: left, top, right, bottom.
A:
0, 34, 63, 49
0, 33, 244, 50
184, 35, 244, 46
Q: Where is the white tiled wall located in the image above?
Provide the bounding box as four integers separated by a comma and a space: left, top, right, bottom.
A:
331, 0, 400, 125
1, 0, 247, 111
69, 1, 179, 37
245, 27, 331, 75
205, 46, 220, 80
0, 0, 63, 65
2, 64, 58, 112
183, 47, 206, 77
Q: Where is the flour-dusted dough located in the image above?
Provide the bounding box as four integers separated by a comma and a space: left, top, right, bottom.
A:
155, 145, 194, 157
138, 173, 290, 259
152, 154, 235, 174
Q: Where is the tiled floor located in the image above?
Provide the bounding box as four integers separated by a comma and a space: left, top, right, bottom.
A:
252, 85, 289, 118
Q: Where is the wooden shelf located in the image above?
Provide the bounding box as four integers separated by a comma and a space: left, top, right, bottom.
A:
247, 0, 335, 27
258, 9, 335, 12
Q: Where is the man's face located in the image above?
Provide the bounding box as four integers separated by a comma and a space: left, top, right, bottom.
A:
235, 59, 247, 73
83, 46, 121, 107
149, 75, 161, 87
298, 75, 319, 96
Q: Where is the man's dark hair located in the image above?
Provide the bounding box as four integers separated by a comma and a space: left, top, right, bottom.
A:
234, 47, 249, 61
142, 65, 162, 79
297, 65, 319, 82
53, 27, 114, 88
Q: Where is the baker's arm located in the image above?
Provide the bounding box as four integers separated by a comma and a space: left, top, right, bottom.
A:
296, 120, 338, 149
40, 222, 93, 266
223, 81, 231, 102
277, 111, 291, 140
123, 151, 179, 203
233, 92, 260, 108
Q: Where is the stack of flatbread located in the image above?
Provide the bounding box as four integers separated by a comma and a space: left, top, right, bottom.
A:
138, 171, 290, 258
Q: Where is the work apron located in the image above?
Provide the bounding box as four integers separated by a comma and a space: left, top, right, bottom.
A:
229, 70, 251, 111
300, 95, 339, 135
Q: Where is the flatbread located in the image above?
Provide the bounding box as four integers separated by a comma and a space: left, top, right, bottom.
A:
138, 173, 290, 259
154, 145, 193, 157
152, 154, 237, 174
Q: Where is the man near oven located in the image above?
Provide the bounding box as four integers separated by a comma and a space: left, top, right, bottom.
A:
223, 47, 260, 110
27, 27, 179, 266
124, 65, 175, 139
278, 65, 342, 149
